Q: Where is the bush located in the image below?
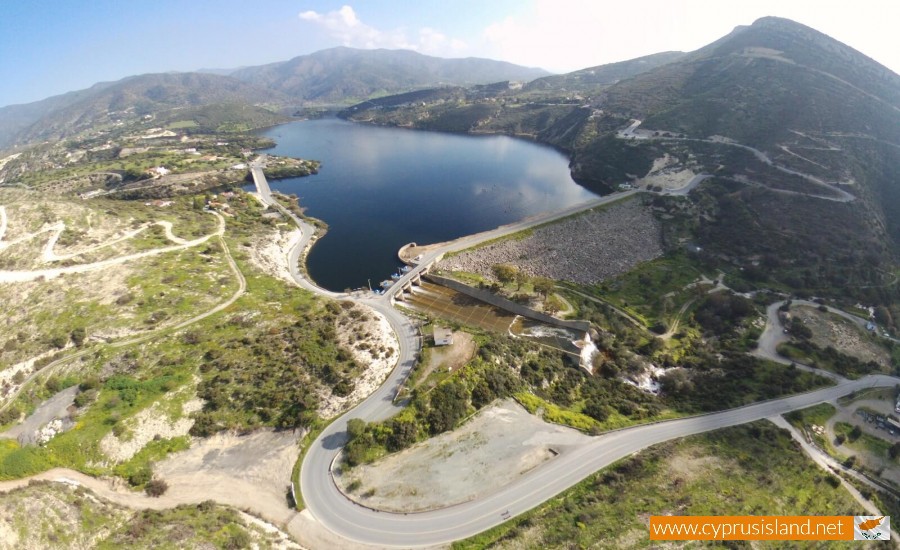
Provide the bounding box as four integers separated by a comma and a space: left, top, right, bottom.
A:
426, 380, 469, 435
70, 327, 86, 347
0, 406, 21, 425
74, 389, 97, 408
890, 442, 900, 459
128, 467, 152, 487
49, 334, 67, 349
386, 419, 417, 451
145, 478, 168, 497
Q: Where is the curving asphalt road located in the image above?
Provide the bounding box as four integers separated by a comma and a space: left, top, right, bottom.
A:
251, 165, 900, 547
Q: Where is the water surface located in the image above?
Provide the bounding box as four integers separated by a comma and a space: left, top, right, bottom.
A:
257, 119, 598, 291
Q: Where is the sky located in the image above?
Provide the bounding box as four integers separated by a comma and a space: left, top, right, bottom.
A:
1, 0, 898, 108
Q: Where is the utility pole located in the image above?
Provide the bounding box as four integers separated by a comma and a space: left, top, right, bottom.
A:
367, 278, 372, 292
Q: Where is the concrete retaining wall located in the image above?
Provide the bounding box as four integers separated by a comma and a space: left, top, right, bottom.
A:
424, 274, 591, 333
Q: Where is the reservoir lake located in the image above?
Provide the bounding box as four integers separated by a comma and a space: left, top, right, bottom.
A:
255, 118, 600, 292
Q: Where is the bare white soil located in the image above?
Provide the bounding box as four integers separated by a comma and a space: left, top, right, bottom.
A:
99, 397, 203, 464
335, 399, 590, 512
153, 429, 302, 526
248, 225, 303, 285
318, 307, 399, 418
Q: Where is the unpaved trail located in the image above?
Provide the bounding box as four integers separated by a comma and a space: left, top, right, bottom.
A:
42, 220, 191, 262
0, 386, 78, 442
155, 220, 189, 245
769, 416, 888, 518
0, 213, 245, 414
42, 223, 148, 262
617, 121, 856, 202
0, 220, 63, 251
0, 211, 225, 283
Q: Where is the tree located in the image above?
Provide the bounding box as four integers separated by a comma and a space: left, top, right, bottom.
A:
583, 400, 610, 422
427, 380, 468, 434
875, 306, 893, 329
470, 380, 495, 409
492, 264, 518, 285
659, 369, 694, 396
532, 277, 555, 298
128, 467, 153, 487
789, 319, 813, 340
514, 270, 529, 291
346, 418, 366, 441
386, 419, 417, 451
49, 334, 67, 349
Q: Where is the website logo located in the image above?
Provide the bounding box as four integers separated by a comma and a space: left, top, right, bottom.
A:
854, 516, 890, 540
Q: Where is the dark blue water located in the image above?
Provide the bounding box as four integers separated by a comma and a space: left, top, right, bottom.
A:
255, 119, 599, 292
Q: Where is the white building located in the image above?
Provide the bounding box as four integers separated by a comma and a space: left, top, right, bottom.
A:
433, 326, 453, 346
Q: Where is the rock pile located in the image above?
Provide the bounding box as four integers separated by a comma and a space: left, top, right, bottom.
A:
439, 198, 664, 284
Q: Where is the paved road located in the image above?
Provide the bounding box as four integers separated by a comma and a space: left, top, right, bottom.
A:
250, 165, 900, 547
305, 375, 897, 547
0, 386, 78, 442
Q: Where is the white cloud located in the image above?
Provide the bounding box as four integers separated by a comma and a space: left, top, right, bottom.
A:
480, 0, 900, 74
298, 5, 466, 56
480, 1, 699, 72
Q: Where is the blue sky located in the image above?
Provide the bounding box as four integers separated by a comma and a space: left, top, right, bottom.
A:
1, 0, 898, 108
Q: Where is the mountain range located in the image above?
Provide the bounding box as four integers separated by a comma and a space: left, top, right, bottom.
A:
3, 17, 900, 300
0, 47, 548, 149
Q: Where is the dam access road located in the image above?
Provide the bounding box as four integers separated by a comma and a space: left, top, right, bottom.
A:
251, 162, 900, 547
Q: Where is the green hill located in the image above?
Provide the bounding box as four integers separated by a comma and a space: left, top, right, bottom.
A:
230, 46, 550, 103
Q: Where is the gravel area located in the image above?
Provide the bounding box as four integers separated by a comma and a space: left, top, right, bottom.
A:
438, 197, 663, 284
334, 398, 590, 512
793, 306, 890, 368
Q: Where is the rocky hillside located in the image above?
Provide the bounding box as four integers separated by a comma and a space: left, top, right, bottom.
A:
342, 17, 900, 299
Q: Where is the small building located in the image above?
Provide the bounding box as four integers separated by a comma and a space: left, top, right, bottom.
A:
433, 326, 453, 346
